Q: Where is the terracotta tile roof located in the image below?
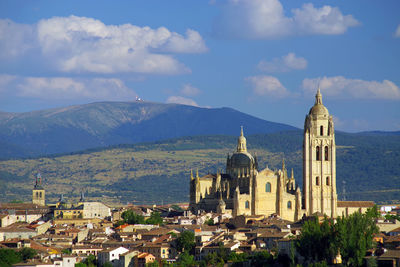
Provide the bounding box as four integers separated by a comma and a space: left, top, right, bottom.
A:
337, 201, 375, 208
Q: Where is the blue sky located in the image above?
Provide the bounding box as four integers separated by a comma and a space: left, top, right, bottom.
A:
0, 0, 399, 132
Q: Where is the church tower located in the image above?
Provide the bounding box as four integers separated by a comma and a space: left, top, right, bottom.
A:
303, 88, 337, 218
32, 173, 45, 206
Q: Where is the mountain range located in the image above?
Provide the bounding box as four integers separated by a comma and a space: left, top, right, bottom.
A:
0, 101, 297, 159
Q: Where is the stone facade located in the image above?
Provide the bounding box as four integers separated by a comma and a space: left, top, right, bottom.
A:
189, 89, 373, 221
189, 127, 304, 222
303, 88, 337, 218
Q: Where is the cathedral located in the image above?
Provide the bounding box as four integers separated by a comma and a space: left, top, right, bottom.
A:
190, 89, 372, 221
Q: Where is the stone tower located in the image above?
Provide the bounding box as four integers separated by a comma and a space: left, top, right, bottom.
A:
32, 173, 45, 206
303, 88, 337, 218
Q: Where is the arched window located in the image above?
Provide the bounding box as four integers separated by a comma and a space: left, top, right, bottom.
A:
39, 192, 42, 198
245, 201, 250, 209
325, 146, 329, 161
265, 182, 271, 193
36, 192, 39, 197
326, 177, 330, 186
320, 126, 323, 136
316, 176, 320, 186
287, 201, 292, 209
316, 146, 320, 161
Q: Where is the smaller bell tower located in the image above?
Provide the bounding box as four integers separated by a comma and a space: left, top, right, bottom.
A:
32, 173, 45, 206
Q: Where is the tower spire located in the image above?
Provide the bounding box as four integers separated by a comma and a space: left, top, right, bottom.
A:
315, 87, 323, 105
237, 126, 247, 153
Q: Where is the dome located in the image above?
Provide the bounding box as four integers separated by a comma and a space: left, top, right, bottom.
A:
309, 88, 329, 116
230, 151, 254, 167
309, 104, 329, 116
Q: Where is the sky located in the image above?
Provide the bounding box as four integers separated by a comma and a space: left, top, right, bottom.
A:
0, 0, 399, 132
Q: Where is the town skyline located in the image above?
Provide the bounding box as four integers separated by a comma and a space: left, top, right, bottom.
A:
0, 0, 399, 132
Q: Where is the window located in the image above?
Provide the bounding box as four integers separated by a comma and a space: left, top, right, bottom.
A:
325, 146, 329, 161
36, 192, 39, 197
316, 177, 319, 186
316, 146, 320, 161
39, 192, 42, 198
326, 177, 330, 186
287, 201, 292, 209
245, 201, 250, 209
265, 182, 271, 192
320, 126, 323, 136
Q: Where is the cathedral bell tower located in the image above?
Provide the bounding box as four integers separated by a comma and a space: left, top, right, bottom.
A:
303, 88, 337, 217
32, 172, 45, 206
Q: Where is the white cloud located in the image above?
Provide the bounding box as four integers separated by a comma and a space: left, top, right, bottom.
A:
258, 53, 307, 72
214, 0, 359, 39
0, 74, 17, 92
302, 76, 400, 100
0, 75, 136, 101
0, 16, 207, 74
246, 75, 288, 98
0, 19, 37, 59
180, 84, 201, 97
166, 96, 199, 106
395, 24, 400, 38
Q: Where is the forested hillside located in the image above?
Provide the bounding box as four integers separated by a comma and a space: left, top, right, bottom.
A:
0, 131, 398, 205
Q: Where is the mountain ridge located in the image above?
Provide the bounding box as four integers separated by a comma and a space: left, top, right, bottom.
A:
0, 101, 298, 159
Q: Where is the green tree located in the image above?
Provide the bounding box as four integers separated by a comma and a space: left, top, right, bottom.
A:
103, 262, 113, 267
61, 248, 72, 255
146, 260, 160, 267
0, 248, 22, 266
296, 216, 337, 264
19, 247, 37, 261
81, 254, 97, 267
121, 210, 145, 224
177, 231, 195, 254
146, 211, 163, 225
204, 218, 214, 226
75, 263, 87, 267
228, 252, 248, 263
176, 251, 196, 267
336, 206, 379, 267
250, 250, 274, 267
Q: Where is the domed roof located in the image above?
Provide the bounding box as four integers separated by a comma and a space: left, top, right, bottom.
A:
309, 88, 329, 116
230, 151, 254, 166
309, 104, 329, 116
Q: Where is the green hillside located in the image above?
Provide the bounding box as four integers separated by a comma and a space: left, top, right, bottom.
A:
0, 131, 399, 205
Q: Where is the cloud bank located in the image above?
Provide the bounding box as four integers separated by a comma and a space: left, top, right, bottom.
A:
258, 53, 307, 72
246, 75, 288, 98
0, 75, 136, 101
166, 96, 199, 106
214, 0, 360, 39
0, 16, 208, 75
302, 76, 400, 100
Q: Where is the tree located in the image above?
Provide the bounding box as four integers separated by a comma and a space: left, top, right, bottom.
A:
0, 248, 21, 266
228, 252, 248, 263
177, 231, 195, 254
146, 211, 163, 225
336, 206, 379, 267
250, 250, 274, 267
204, 218, 214, 226
121, 210, 145, 224
296, 216, 337, 264
19, 247, 37, 261
176, 251, 196, 267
